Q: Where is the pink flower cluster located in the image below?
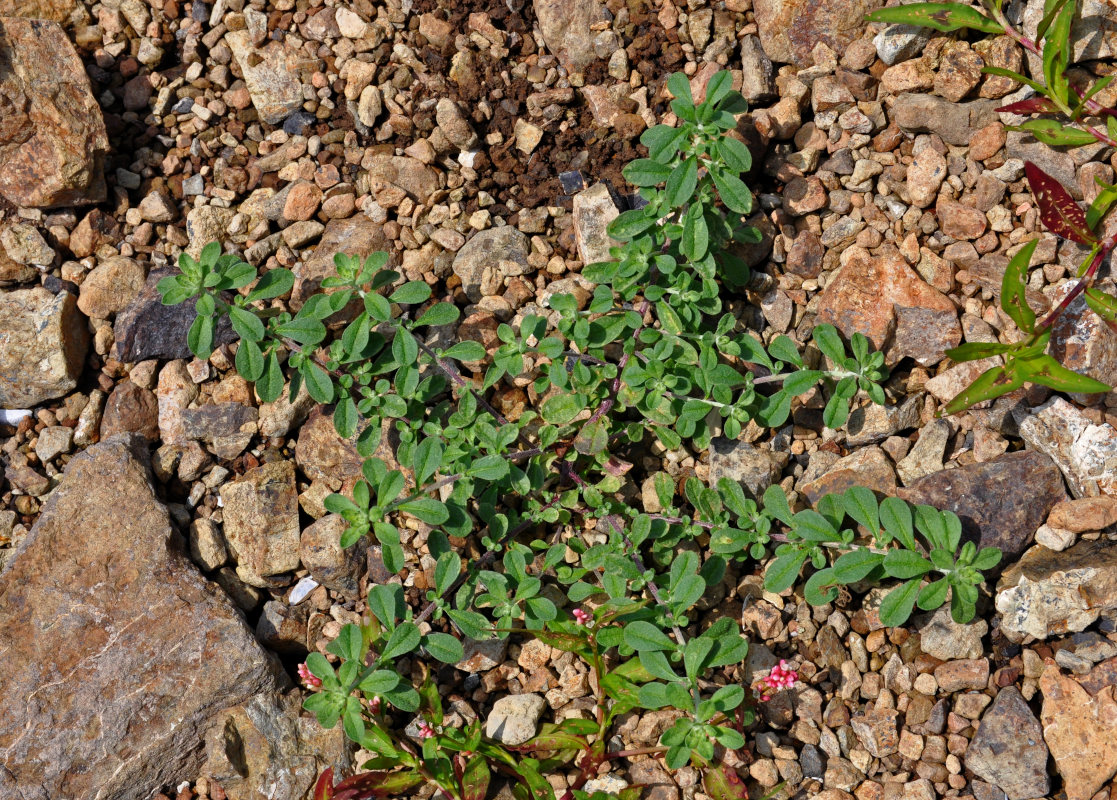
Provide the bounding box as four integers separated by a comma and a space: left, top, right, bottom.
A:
366, 696, 381, 714
755, 659, 798, 701
417, 721, 436, 739
572, 608, 591, 625
297, 662, 322, 689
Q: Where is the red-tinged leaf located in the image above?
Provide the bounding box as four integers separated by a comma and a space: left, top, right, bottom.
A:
531, 628, 590, 654
1025, 161, 1097, 245
604, 455, 633, 476
511, 729, 587, 752
460, 755, 490, 800
329, 771, 424, 800
315, 768, 336, 800
703, 762, 751, 800
996, 97, 1061, 115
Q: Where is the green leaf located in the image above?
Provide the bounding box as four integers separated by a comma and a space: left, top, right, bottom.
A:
380, 622, 421, 661
1088, 180, 1117, 231
423, 632, 464, 664
392, 327, 419, 366
667, 72, 693, 103
812, 323, 847, 365
823, 392, 850, 430
398, 497, 449, 525
880, 497, 916, 550
878, 579, 922, 627
333, 395, 359, 439
257, 351, 284, 403
389, 281, 432, 305
917, 578, 950, 611
945, 341, 1017, 362
716, 137, 753, 176
1001, 239, 1039, 333
229, 305, 266, 342
246, 268, 294, 302
844, 487, 879, 535
665, 157, 699, 209
831, 549, 885, 583
764, 551, 807, 593
1015, 353, 1111, 394
364, 292, 391, 322
358, 669, 401, 694
1012, 119, 1096, 148
804, 567, 839, 605
413, 438, 443, 485
276, 316, 327, 346
682, 203, 710, 260
443, 341, 486, 362
624, 620, 677, 652
301, 361, 335, 404
710, 167, 753, 215
641, 124, 689, 163
235, 339, 265, 382
882, 550, 934, 579
623, 158, 674, 186
541, 393, 586, 425
188, 313, 214, 360
865, 2, 1002, 33
415, 302, 460, 327
434, 551, 460, 595
942, 364, 1024, 416
608, 208, 657, 240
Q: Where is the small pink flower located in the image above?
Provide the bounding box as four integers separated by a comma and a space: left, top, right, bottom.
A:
754, 659, 798, 701
298, 662, 322, 689
366, 696, 381, 714
572, 608, 591, 625
417, 721, 436, 739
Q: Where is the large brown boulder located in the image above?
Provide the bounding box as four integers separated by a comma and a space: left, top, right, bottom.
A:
0, 436, 287, 800
0, 17, 108, 207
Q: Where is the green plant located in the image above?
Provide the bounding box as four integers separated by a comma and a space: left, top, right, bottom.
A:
939, 161, 1117, 413
160, 69, 1003, 800
867, 0, 1117, 148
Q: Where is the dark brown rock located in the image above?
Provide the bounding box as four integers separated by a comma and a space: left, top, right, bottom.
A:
100, 380, 160, 440
300, 513, 366, 595
898, 450, 1066, 563
0, 435, 285, 800
964, 687, 1049, 800
0, 18, 108, 207
113, 268, 236, 362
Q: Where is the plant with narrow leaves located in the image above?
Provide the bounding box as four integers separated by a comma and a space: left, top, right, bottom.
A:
941, 161, 1117, 413
867, 0, 1117, 149
761, 485, 1002, 626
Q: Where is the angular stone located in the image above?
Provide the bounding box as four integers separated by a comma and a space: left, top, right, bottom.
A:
77, 255, 146, 319
892, 93, 998, 147
800, 446, 896, 504
572, 182, 619, 267
364, 155, 439, 203
851, 707, 899, 757
225, 31, 306, 124
181, 402, 259, 460
202, 691, 350, 800
453, 225, 531, 303
0, 0, 79, 23
1047, 495, 1117, 532
0, 287, 87, 407
532, 0, 609, 74
996, 539, 1117, 639
0, 18, 108, 207
300, 513, 366, 595
1004, 130, 1080, 198
1014, 396, 1117, 498
709, 438, 784, 499
896, 419, 952, 485
844, 394, 923, 446
1048, 279, 1117, 395
1039, 660, 1117, 800
906, 145, 946, 208
817, 250, 957, 351
485, 693, 546, 745
964, 687, 1049, 800
114, 267, 236, 362
916, 604, 987, 661
898, 450, 1066, 563
294, 216, 389, 306
0, 435, 285, 800
888, 305, 962, 367
219, 460, 301, 587
934, 658, 989, 692
753, 0, 884, 66
100, 380, 160, 440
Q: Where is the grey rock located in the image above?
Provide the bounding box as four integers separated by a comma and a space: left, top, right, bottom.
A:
891, 93, 999, 146
453, 225, 531, 303
964, 687, 1050, 799
844, 394, 923, 446
708, 437, 785, 499
896, 419, 953, 485
916, 604, 987, 661
533, 0, 609, 74
1005, 130, 1080, 198
0, 287, 88, 407
219, 460, 301, 587
300, 514, 366, 595
114, 268, 236, 362
1015, 396, 1117, 498
740, 35, 775, 102
996, 538, 1117, 639
874, 23, 932, 65
202, 691, 351, 800
899, 450, 1066, 563
34, 425, 73, 462
225, 31, 305, 124
0, 435, 285, 800
572, 182, 620, 267
485, 693, 547, 745
181, 402, 259, 460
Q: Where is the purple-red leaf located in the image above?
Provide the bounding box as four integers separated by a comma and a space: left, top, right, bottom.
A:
996, 97, 1061, 115
703, 762, 751, 800
1025, 161, 1097, 245
315, 769, 336, 800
